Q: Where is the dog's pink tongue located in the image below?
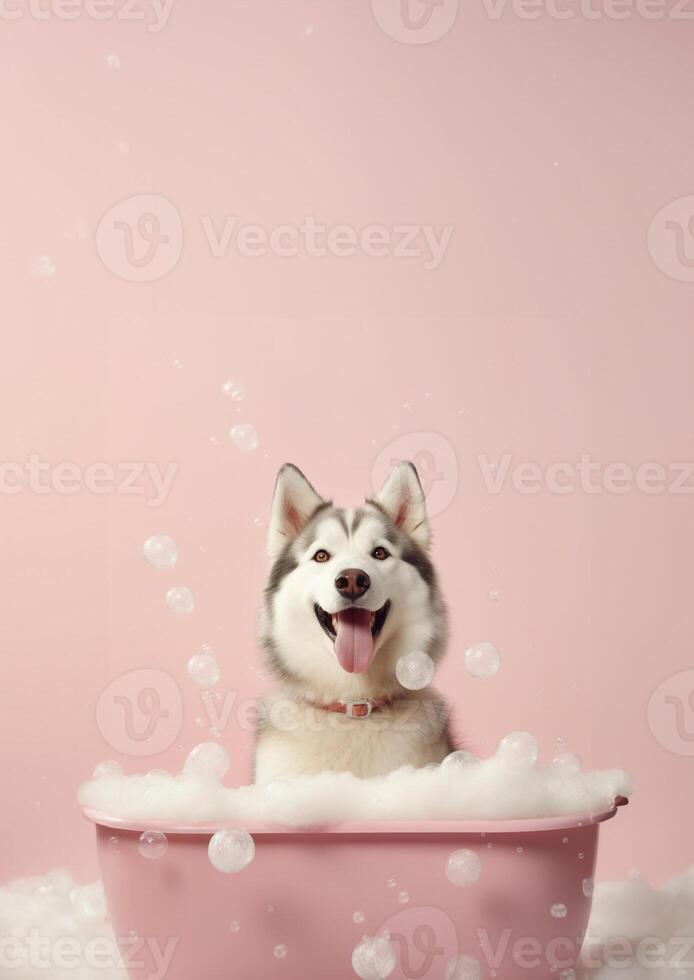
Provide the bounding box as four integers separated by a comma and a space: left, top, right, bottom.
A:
334, 608, 374, 674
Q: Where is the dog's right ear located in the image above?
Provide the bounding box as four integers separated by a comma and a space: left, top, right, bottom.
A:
268, 464, 324, 560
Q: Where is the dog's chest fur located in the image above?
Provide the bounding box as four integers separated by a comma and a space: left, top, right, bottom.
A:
255, 695, 450, 782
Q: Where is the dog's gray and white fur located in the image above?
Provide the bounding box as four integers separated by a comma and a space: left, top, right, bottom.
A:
254, 460, 454, 783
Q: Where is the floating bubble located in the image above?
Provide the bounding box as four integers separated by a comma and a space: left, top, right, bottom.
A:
446, 849, 482, 887
273, 945, 287, 959
496, 731, 539, 770
187, 649, 220, 688
143, 534, 178, 570
221, 379, 244, 401
464, 642, 501, 679
137, 831, 168, 860
165, 586, 195, 614
229, 423, 259, 453
559, 971, 576, 980
74, 883, 107, 921
353, 911, 365, 923
445, 955, 483, 980
550, 903, 568, 918
230, 921, 241, 933
106, 53, 121, 69
398, 891, 409, 904
582, 878, 594, 898
352, 936, 396, 980
208, 829, 255, 873
488, 590, 501, 602
93, 760, 123, 780
184, 743, 230, 779
386, 878, 396, 888
442, 750, 480, 772
551, 753, 583, 777
395, 651, 435, 690
173, 359, 183, 369
32, 255, 56, 278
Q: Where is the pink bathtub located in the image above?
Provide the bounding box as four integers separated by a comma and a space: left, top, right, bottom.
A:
84, 805, 623, 980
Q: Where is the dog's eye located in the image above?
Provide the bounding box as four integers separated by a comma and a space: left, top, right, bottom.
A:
312, 550, 331, 563
372, 547, 390, 561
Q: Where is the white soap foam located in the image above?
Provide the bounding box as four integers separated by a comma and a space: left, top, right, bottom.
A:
78, 736, 631, 826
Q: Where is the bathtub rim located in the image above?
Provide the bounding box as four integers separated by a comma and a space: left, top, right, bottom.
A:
82, 804, 619, 836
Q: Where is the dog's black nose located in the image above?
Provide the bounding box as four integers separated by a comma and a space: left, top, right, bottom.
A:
335, 568, 370, 599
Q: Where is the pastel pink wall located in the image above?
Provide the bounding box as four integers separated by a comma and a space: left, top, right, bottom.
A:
1, 1, 693, 886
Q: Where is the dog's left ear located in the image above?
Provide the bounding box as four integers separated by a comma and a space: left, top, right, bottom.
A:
268, 464, 325, 559
376, 460, 430, 550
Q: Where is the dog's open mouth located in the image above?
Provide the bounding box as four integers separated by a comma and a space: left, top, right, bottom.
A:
314, 601, 390, 674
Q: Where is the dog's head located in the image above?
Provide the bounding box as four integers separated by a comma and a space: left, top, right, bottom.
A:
260, 462, 446, 696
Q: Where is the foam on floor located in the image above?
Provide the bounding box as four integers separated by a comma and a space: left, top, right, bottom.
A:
2, 868, 693, 980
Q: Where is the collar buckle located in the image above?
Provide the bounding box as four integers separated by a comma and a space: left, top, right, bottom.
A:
344, 699, 372, 719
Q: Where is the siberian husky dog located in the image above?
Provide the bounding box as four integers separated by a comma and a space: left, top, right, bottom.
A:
254, 461, 453, 783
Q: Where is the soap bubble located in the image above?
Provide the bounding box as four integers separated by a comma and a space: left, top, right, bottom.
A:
187, 649, 220, 688
560, 971, 576, 980
446, 955, 483, 980
273, 945, 287, 959
229, 423, 259, 453
208, 829, 255, 873
353, 911, 365, 923
395, 651, 435, 690
106, 53, 121, 69
496, 731, 539, 770
550, 903, 568, 918
582, 878, 594, 898
230, 921, 241, 933
93, 760, 123, 779
464, 642, 501, 679
221, 379, 244, 401
352, 936, 396, 980
386, 878, 396, 888
446, 849, 482, 887
184, 743, 230, 779
551, 753, 583, 777
165, 586, 195, 614
442, 750, 480, 772
32, 255, 56, 278
74, 883, 107, 921
137, 831, 168, 860
398, 891, 409, 904
143, 534, 178, 569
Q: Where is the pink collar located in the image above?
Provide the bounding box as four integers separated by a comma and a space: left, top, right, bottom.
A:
305, 697, 392, 719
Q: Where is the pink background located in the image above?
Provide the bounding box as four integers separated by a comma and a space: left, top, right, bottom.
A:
1, 0, 693, 886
